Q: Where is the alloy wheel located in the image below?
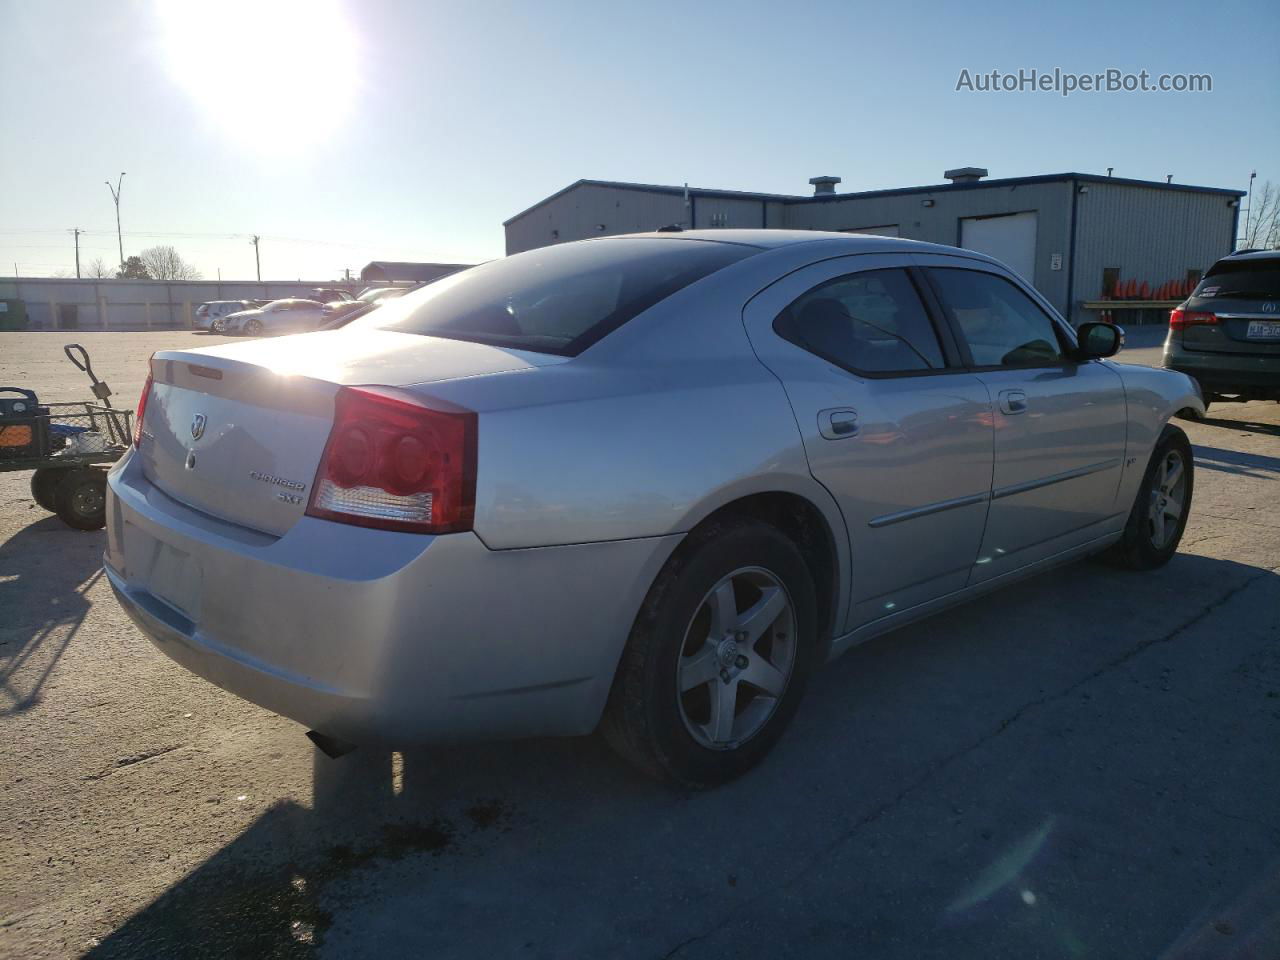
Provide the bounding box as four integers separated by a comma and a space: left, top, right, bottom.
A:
1147, 449, 1187, 549
676, 566, 796, 750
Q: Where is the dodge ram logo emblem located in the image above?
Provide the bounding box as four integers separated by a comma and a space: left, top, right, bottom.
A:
191, 413, 207, 440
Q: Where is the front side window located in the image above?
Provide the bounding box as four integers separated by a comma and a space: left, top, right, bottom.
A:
928, 268, 1065, 367
360, 238, 757, 355
775, 268, 945, 374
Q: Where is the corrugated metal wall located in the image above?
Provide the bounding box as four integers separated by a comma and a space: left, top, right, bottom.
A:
1070, 182, 1236, 324
0, 278, 368, 330
504, 184, 687, 254
785, 181, 1075, 314
504, 179, 1239, 325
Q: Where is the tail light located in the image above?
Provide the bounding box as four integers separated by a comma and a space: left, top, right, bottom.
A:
306, 386, 476, 534
133, 369, 154, 448
1169, 308, 1218, 330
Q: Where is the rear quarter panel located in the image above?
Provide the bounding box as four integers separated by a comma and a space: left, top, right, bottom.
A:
411, 249, 849, 574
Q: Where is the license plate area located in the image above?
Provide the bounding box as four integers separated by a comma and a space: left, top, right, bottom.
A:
1246, 320, 1280, 340
124, 520, 203, 620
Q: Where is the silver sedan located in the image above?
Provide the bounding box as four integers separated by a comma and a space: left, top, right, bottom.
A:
105, 231, 1202, 786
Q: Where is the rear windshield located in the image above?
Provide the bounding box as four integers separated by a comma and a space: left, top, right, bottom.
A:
1196, 258, 1280, 300
357, 238, 757, 355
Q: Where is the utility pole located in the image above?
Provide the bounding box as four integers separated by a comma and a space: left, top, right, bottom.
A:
250, 235, 261, 281
1244, 170, 1257, 245
72, 228, 82, 278
105, 172, 126, 268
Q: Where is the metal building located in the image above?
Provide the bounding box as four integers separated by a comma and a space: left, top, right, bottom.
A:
503, 170, 1244, 325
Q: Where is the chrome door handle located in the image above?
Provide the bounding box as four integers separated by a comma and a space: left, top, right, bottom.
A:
818, 408, 859, 439
998, 390, 1028, 415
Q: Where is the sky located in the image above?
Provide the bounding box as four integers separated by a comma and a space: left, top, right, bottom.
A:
2, 0, 1277, 281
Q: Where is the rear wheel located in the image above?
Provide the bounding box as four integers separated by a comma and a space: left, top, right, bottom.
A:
1105, 426, 1193, 570
31, 467, 69, 511
54, 469, 107, 531
602, 518, 818, 787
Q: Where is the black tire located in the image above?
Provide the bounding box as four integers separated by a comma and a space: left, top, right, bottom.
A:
602, 518, 818, 788
54, 469, 108, 531
243, 318, 263, 336
1104, 425, 1194, 570
31, 468, 70, 512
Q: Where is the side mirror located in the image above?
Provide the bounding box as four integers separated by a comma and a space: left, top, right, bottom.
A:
1076, 321, 1124, 359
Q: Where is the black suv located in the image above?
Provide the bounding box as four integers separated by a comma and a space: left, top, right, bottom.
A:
1163, 250, 1280, 415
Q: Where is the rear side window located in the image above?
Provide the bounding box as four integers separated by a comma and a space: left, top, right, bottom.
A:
1196, 258, 1280, 299
775, 269, 945, 374
928, 268, 1066, 367
363, 239, 756, 355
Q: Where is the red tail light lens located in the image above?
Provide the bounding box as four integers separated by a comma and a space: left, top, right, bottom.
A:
306, 386, 476, 534
1169, 308, 1218, 330
133, 371, 154, 448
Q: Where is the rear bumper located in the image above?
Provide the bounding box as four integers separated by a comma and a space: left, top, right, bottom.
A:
1163, 345, 1280, 395
105, 453, 680, 744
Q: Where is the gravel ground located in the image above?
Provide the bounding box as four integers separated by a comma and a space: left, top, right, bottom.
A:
0, 330, 1277, 960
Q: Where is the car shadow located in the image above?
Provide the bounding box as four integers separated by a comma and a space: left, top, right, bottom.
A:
85, 552, 1280, 959
0, 513, 104, 715
1193, 444, 1280, 478
1199, 412, 1280, 438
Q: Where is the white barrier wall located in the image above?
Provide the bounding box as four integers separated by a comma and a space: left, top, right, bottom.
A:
0, 278, 409, 330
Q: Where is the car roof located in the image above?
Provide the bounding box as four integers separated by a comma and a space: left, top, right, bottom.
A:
594, 229, 986, 258
1221, 249, 1280, 262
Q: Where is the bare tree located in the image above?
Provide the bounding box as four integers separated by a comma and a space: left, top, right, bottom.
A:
138, 244, 202, 281
1242, 181, 1280, 250
84, 256, 114, 279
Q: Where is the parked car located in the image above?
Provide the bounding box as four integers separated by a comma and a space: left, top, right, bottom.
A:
195, 300, 254, 332
221, 298, 333, 336
1164, 249, 1280, 415
320, 300, 377, 328
106, 231, 1201, 786
311, 288, 355, 303
356, 286, 411, 304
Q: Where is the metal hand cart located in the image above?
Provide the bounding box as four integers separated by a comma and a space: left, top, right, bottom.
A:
0, 344, 134, 530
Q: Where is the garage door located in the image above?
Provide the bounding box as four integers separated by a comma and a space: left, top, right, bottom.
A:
960, 212, 1037, 281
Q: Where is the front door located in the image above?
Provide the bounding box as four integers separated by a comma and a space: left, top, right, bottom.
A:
919, 260, 1128, 582
742, 255, 995, 633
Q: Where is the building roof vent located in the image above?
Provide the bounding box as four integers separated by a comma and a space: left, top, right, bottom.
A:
944, 167, 988, 184
809, 175, 842, 196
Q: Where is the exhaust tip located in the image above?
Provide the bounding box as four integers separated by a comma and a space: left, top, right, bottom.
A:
306, 730, 357, 759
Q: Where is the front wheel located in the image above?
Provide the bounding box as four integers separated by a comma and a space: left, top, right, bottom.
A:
1105, 426, 1193, 570
602, 518, 818, 787
243, 318, 263, 336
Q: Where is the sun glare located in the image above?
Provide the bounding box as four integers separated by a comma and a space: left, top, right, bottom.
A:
155, 0, 360, 150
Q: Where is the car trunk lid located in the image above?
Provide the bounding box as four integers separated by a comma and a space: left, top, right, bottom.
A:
1178, 295, 1280, 355
139, 329, 565, 536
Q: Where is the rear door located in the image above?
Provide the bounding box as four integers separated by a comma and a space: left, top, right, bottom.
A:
918, 257, 1128, 581
742, 254, 995, 632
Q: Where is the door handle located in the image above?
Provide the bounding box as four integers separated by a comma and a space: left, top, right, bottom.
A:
818, 408, 859, 439
998, 389, 1028, 415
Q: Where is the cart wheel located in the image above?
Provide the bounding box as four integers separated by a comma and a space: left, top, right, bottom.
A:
31, 467, 71, 512
54, 469, 108, 531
